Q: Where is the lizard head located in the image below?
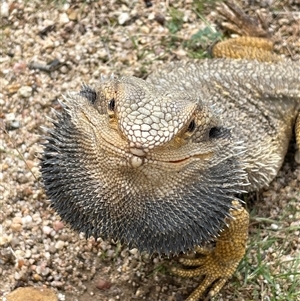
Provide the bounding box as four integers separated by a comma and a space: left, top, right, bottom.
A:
41, 75, 247, 254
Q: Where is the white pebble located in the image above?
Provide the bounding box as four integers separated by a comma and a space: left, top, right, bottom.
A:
0, 234, 13, 246
24, 250, 32, 258
44, 252, 51, 259
1, 1, 9, 17
135, 288, 143, 297
129, 248, 138, 255
18, 86, 32, 98
59, 13, 69, 24
14, 271, 21, 280
55, 240, 65, 249
41, 267, 50, 276
22, 215, 33, 225
270, 223, 279, 230
153, 257, 159, 264
118, 12, 130, 25
14, 250, 24, 257
6, 112, 16, 121
42, 225, 52, 235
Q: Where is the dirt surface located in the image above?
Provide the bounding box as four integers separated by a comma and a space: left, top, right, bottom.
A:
1, 1, 300, 301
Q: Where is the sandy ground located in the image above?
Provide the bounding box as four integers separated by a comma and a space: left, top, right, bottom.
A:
1, 1, 300, 301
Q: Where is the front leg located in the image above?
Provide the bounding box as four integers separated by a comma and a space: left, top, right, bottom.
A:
172, 200, 249, 301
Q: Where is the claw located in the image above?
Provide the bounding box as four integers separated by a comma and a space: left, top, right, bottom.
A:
212, 1, 283, 62
172, 201, 249, 300
217, 1, 270, 38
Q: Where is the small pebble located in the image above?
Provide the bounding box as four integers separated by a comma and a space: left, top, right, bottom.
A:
42, 267, 50, 276
55, 240, 65, 249
270, 223, 279, 230
13, 217, 23, 224
96, 278, 112, 290
135, 288, 143, 297
154, 13, 165, 25
57, 293, 66, 301
59, 13, 69, 24
18, 86, 32, 98
22, 215, 33, 225
11, 223, 22, 232
60, 65, 68, 74
51, 280, 63, 287
8, 120, 21, 130
10, 237, 20, 247
140, 25, 150, 34
32, 273, 43, 281
42, 225, 53, 235
48, 245, 57, 254
5, 112, 16, 121
129, 248, 138, 255
106, 249, 115, 258
118, 12, 130, 25
24, 249, 32, 258
53, 220, 64, 231
1, 1, 9, 17
68, 10, 78, 21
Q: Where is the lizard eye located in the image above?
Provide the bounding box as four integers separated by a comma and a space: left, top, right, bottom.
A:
186, 119, 196, 133
108, 98, 115, 112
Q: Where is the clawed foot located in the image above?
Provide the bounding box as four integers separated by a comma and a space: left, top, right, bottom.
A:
212, 2, 282, 62
216, 1, 269, 38
172, 201, 249, 301
172, 246, 235, 301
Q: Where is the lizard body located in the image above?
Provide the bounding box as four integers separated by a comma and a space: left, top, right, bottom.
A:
41, 55, 300, 300
147, 59, 300, 190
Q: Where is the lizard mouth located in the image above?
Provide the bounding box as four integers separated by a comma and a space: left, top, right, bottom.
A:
161, 152, 213, 165
128, 152, 212, 169
168, 158, 190, 164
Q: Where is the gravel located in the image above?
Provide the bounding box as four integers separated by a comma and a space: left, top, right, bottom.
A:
1, 1, 299, 301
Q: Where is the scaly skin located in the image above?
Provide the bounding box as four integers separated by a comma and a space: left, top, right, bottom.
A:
41, 75, 249, 255
41, 54, 300, 300
147, 58, 300, 189
212, 36, 281, 62
146, 56, 300, 299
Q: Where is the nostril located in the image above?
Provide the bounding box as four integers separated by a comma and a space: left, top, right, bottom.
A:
108, 98, 115, 112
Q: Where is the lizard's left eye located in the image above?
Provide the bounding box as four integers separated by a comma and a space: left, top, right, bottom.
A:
108, 98, 115, 112
186, 119, 196, 133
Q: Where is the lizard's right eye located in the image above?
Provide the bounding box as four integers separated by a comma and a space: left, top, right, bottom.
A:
108, 98, 115, 112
